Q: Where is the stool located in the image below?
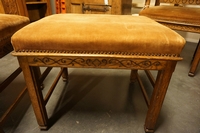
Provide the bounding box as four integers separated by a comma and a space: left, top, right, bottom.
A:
11, 14, 185, 133
0, 14, 52, 132
0, 14, 29, 132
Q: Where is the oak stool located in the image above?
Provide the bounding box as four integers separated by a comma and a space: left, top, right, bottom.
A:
11, 14, 185, 133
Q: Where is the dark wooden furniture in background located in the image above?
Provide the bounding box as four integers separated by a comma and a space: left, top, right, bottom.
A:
26, 0, 52, 22
139, 0, 200, 76
1, 0, 52, 22
0, 0, 28, 16
0, 2, 30, 132
55, 0, 132, 15
0, 1, 52, 132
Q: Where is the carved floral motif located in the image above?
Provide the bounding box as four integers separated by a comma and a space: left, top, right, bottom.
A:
32, 57, 162, 69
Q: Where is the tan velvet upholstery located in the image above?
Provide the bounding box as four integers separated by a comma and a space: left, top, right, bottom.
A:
12, 14, 185, 56
0, 13, 29, 58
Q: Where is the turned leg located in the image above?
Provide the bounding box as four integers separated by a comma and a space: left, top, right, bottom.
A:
144, 61, 177, 133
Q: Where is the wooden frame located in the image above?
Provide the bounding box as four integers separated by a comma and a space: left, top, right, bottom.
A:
0, 0, 52, 21
10, 13, 185, 133
13, 51, 181, 133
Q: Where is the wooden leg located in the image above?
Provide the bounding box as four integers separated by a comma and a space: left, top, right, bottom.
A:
18, 57, 48, 129
0, 67, 22, 93
144, 61, 176, 133
0, 86, 27, 126
62, 67, 68, 82
32, 67, 43, 89
130, 69, 138, 83
189, 39, 200, 77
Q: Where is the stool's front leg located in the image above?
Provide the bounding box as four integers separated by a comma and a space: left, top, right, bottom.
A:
144, 61, 177, 133
18, 57, 49, 130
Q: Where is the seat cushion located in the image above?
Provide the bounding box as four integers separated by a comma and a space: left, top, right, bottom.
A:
12, 14, 185, 56
139, 6, 200, 27
0, 14, 29, 58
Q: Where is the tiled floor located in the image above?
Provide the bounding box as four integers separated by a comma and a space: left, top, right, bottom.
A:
1, 41, 200, 133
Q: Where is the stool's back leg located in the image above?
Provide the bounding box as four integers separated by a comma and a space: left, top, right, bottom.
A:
61, 67, 68, 82
130, 69, 138, 83
144, 61, 177, 133
18, 57, 49, 130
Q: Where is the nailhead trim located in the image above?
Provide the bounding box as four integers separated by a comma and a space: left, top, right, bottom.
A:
15, 49, 179, 57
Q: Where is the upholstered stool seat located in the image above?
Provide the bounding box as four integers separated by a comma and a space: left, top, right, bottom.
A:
0, 13, 29, 133
0, 14, 29, 58
139, 6, 200, 28
12, 14, 185, 55
139, 1, 200, 77
11, 14, 185, 133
